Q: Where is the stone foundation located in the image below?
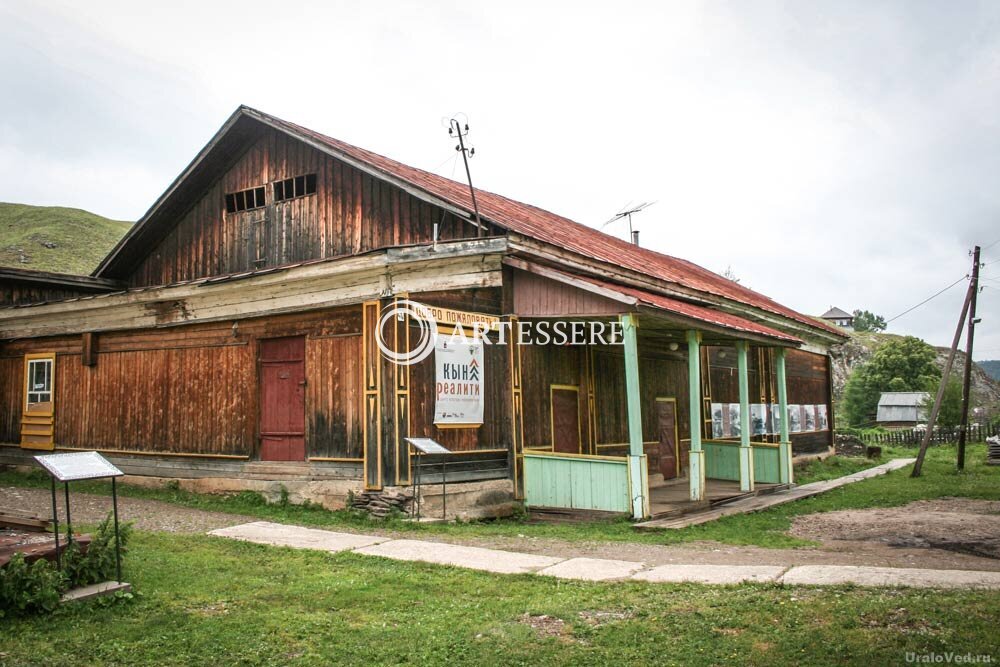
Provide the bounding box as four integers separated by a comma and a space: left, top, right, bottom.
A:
349, 488, 415, 517
120, 475, 363, 510
412, 479, 516, 521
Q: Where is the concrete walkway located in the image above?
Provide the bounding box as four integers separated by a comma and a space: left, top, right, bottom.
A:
635, 458, 917, 530
209, 520, 1000, 589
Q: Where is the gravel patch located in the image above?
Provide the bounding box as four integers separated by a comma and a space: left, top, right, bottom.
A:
0, 486, 256, 534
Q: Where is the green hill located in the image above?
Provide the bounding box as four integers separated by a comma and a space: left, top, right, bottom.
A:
0, 202, 132, 276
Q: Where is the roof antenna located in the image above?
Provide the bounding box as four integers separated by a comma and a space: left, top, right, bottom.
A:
602, 202, 655, 245
448, 117, 483, 238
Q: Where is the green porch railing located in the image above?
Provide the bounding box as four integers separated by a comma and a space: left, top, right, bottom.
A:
752, 444, 782, 484
523, 451, 631, 513
703, 440, 782, 484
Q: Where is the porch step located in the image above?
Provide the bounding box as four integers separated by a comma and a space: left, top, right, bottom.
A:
649, 501, 710, 520
527, 507, 626, 524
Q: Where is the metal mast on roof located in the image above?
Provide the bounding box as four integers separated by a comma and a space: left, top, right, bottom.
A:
602, 201, 655, 244
448, 117, 483, 238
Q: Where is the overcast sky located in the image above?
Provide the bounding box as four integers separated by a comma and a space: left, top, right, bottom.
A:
1, 1, 998, 359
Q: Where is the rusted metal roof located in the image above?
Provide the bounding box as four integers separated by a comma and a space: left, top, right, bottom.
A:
253, 109, 844, 339
569, 272, 803, 344
94, 105, 845, 340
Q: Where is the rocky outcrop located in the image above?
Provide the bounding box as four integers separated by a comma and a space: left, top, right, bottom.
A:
828, 332, 1000, 410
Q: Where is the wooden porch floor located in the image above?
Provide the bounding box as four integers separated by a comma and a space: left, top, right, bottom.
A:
648, 477, 785, 519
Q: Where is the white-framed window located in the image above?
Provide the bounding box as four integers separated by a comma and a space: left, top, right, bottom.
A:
25, 355, 54, 409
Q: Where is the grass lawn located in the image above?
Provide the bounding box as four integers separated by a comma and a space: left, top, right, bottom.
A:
1, 444, 997, 550
2, 531, 999, 666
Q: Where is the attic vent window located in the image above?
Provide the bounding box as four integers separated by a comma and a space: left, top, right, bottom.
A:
225, 186, 266, 214
273, 173, 317, 202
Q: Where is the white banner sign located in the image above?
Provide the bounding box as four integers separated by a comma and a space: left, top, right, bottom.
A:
434, 335, 484, 425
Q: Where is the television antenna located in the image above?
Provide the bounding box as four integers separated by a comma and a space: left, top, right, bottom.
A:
602, 201, 655, 240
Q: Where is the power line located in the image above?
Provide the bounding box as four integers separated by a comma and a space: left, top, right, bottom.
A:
886, 274, 968, 324
982, 237, 1000, 251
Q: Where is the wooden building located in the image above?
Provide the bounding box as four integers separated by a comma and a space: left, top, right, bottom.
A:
0, 106, 848, 518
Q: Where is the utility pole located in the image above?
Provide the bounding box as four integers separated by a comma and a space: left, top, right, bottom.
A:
912, 259, 976, 477
957, 245, 982, 470
448, 118, 483, 238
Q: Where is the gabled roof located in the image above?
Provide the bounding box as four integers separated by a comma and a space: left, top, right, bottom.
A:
0, 266, 122, 292
96, 105, 847, 340
820, 306, 853, 319
877, 392, 930, 407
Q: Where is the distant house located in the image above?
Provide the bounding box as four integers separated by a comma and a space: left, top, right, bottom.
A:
820, 306, 854, 329
876, 392, 929, 428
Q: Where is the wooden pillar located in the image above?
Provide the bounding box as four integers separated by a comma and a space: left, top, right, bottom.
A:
393, 296, 411, 485
736, 341, 755, 492
620, 313, 648, 519
687, 330, 705, 502
584, 347, 597, 455
776, 348, 793, 484
507, 315, 525, 499
362, 301, 382, 490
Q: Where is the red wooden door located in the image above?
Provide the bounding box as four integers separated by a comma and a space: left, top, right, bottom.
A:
657, 399, 678, 479
259, 336, 306, 461
551, 387, 581, 454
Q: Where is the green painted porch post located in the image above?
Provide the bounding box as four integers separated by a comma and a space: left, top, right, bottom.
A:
686, 330, 705, 502
776, 348, 793, 484
620, 314, 649, 519
736, 341, 755, 492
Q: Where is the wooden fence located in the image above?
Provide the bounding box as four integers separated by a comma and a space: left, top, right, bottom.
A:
858, 423, 999, 446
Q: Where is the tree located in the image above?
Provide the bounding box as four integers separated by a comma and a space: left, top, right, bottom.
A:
842, 336, 940, 427
853, 309, 887, 333
921, 378, 964, 430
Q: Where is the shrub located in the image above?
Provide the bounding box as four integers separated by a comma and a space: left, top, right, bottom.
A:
63, 514, 132, 588
0, 554, 66, 617
0, 513, 132, 617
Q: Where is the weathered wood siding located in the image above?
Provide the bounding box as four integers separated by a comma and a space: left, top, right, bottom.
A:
521, 342, 587, 450
0, 284, 100, 308
306, 333, 363, 459
405, 289, 506, 452
0, 307, 365, 460
129, 128, 494, 287
590, 348, 691, 470
520, 339, 690, 474
511, 270, 622, 317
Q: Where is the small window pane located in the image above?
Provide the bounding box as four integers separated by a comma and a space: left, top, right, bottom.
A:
284, 178, 294, 199
273, 181, 284, 201
305, 173, 317, 194
225, 194, 236, 213
255, 187, 266, 207
294, 175, 305, 198
26, 358, 53, 406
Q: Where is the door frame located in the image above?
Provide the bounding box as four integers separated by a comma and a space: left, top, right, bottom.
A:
20, 352, 56, 451
655, 396, 680, 477
549, 384, 582, 454
257, 335, 307, 462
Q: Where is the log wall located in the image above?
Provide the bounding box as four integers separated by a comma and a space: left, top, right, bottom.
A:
0, 307, 365, 459
129, 128, 495, 287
